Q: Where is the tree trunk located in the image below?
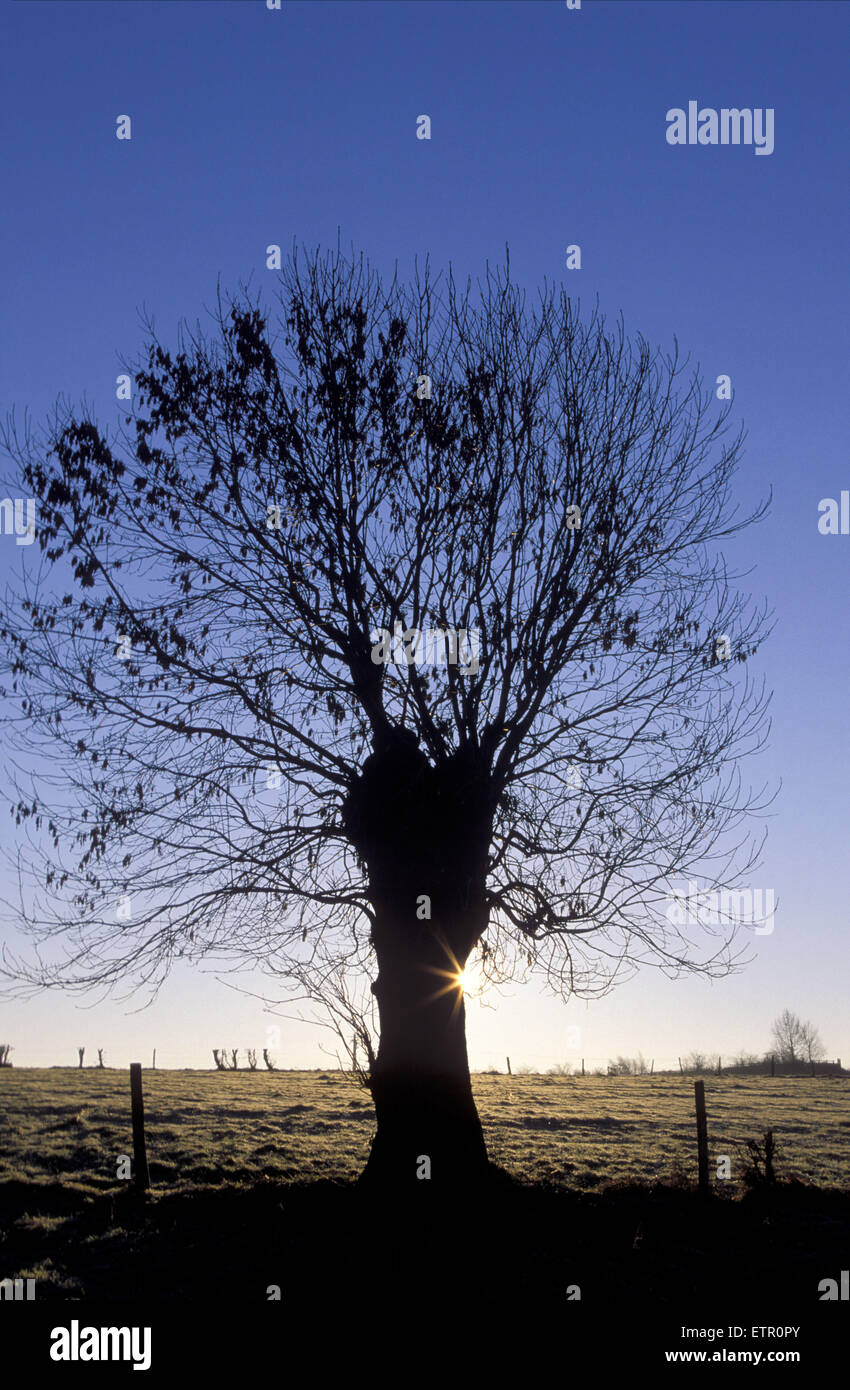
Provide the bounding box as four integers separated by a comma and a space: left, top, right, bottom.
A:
342, 732, 493, 1190
363, 920, 488, 1188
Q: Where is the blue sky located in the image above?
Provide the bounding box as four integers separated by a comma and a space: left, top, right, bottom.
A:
1, 0, 848, 1072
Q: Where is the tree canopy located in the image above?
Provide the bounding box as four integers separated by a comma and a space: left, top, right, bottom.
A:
1, 244, 772, 1035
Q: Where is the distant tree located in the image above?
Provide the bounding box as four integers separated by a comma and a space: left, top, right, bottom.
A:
97, 1048, 105, 1068
799, 1018, 826, 1064
0, 1043, 12, 1066
684, 1050, 707, 1072
770, 1009, 824, 1064
546, 1061, 572, 1075
212, 1048, 226, 1070
230, 1049, 239, 1070
247, 1048, 258, 1070
732, 1050, 759, 1067
771, 1008, 802, 1061
262, 1048, 275, 1071
77, 1047, 85, 1068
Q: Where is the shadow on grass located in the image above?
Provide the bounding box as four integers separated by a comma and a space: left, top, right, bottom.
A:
1, 1166, 848, 1309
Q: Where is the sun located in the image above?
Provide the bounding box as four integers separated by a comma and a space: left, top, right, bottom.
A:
455, 960, 483, 997
422, 947, 486, 1015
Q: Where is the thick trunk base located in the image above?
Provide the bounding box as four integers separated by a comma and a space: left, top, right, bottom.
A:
360, 1067, 489, 1192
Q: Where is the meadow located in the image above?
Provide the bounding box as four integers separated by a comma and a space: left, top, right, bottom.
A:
1, 1068, 848, 1305
1, 1068, 847, 1194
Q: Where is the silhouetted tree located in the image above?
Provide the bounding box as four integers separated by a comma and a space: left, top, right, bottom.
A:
262, 1049, 275, 1071
212, 1049, 226, 1071
77, 1048, 85, 1068
770, 1009, 824, 1065
799, 1018, 826, 1064
0, 243, 771, 1186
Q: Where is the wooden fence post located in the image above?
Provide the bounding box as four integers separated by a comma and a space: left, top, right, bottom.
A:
581, 1058, 585, 1077
770, 1054, 775, 1077
505, 1056, 512, 1076
678, 1056, 683, 1074
152, 1049, 156, 1070
129, 1062, 151, 1192
694, 1080, 709, 1197
717, 1055, 722, 1075
650, 1059, 654, 1074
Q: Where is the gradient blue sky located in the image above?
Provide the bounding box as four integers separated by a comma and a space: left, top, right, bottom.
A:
1, 0, 848, 1071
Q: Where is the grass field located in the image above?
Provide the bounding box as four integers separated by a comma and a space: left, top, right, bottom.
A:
1, 1068, 848, 1304
1, 1068, 848, 1194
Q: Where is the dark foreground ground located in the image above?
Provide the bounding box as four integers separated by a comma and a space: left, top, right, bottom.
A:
2, 1166, 848, 1308
2, 1170, 848, 1376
